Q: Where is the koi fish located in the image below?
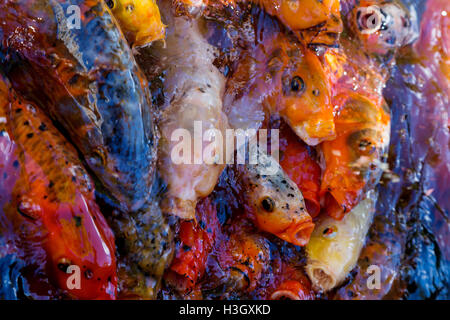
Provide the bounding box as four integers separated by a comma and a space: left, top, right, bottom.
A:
179, 0, 343, 46
237, 142, 315, 247
216, 231, 271, 294
320, 92, 390, 220
0, 0, 159, 212
0, 76, 117, 299
256, 0, 343, 48
350, 0, 418, 55
149, 3, 228, 220
109, 199, 174, 299
106, 0, 166, 47
166, 197, 220, 292
278, 121, 322, 218
306, 190, 377, 291
224, 11, 335, 146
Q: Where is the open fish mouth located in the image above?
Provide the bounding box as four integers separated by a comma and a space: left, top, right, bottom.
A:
0, 0, 447, 302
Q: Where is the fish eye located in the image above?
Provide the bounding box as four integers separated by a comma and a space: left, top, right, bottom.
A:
322, 226, 338, 239
290, 76, 305, 93
358, 138, 377, 155
16, 198, 37, 221
106, 0, 115, 9
126, 4, 134, 12
17, 206, 36, 221
261, 197, 275, 213
57, 258, 72, 273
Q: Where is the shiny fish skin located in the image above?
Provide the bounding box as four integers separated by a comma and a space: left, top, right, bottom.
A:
0, 75, 117, 300
108, 200, 174, 299
224, 10, 335, 146
320, 93, 391, 220
237, 143, 315, 247
107, 0, 166, 47
149, 2, 228, 220
0, 0, 159, 212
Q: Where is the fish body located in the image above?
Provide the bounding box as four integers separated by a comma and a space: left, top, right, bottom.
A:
306, 190, 377, 291
214, 231, 271, 294
109, 199, 174, 299
278, 121, 322, 218
150, 5, 228, 220
177, 0, 343, 46
256, 0, 343, 47
318, 24, 392, 220
224, 13, 335, 146
107, 0, 166, 47
320, 93, 390, 220
0, 76, 117, 299
166, 197, 219, 292
0, 0, 158, 212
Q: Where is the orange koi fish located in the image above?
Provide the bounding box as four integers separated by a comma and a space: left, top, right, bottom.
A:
107, 0, 166, 47
225, 15, 335, 146
320, 92, 390, 220
0, 77, 117, 299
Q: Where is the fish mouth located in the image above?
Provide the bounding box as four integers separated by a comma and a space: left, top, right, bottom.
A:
270, 280, 311, 300
134, 26, 166, 48
275, 218, 315, 247
161, 196, 197, 220
291, 118, 336, 146
303, 194, 321, 218
356, 6, 383, 34
322, 187, 360, 220
305, 261, 337, 292
270, 289, 301, 300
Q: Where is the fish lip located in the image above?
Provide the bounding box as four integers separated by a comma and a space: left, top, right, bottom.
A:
271, 280, 312, 300
275, 218, 315, 247
292, 121, 336, 146
270, 289, 301, 300
133, 29, 166, 48
305, 261, 337, 292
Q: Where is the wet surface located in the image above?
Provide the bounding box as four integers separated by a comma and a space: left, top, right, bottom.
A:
0, 0, 448, 299
190, 0, 449, 300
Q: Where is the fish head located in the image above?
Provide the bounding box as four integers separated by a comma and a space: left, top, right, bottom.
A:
352, 0, 418, 55
244, 165, 314, 246
320, 94, 390, 219
107, 0, 165, 47
266, 39, 335, 146
16, 188, 117, 299
226, 234, 270, 291
264, 0, 334, 31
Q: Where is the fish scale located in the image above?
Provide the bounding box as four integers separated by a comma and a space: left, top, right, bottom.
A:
0, 75, 118, 299
0, 0, 159, 212
9, 101, 82, 202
